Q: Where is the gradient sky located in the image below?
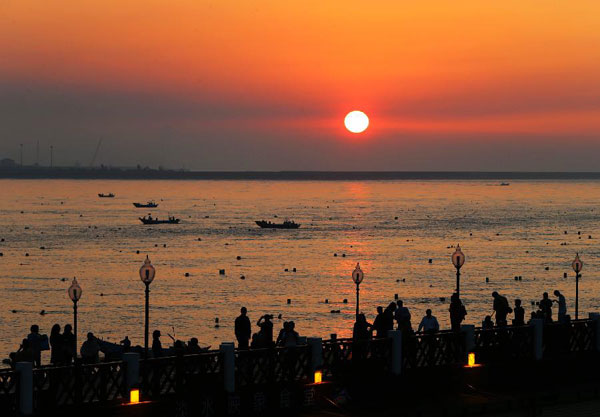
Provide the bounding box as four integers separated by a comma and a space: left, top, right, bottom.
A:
1, 1, 599, 170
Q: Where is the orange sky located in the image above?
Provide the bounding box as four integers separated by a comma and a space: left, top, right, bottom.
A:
1, 1, 599, 169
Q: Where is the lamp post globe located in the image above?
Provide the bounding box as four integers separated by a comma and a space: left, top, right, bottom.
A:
572, 253, 583, 319
67, 277, 82, 362
352, 263, 364, 319
451, 245, 465, 297
139, 256, 156, 359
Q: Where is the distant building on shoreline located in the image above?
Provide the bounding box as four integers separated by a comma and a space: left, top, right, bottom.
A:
0, 158, 17, 168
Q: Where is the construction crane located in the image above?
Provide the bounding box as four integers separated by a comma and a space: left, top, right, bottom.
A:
90, 138, 103, 167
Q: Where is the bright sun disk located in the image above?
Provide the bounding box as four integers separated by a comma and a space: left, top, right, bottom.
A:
344, 111, 369, 133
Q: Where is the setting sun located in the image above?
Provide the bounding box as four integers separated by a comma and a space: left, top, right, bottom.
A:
344, 111, 369, 134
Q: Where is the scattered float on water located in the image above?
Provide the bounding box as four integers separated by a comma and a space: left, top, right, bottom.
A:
98, 193, 115, 198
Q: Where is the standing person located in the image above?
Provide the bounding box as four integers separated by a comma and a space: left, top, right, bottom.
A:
554, 290, 567, 323
449, 293, 467, 332
372, 306, 386, 338
418, 309, 440, 334
492, 292, 512, 326
151, 330, 162, 358
27, 325, 43, 367
257, 314, 274, 347
539, 292, 553, 322
49, 324, 64, 365
80, 332, 100, 364
281, 321, 300, 347
352, 313, 372, 341
395, 300, 412, 333
63, 324, 75, 364
235, 307, 251, 349
513, 299, 525, 326
383, 302, 396, 333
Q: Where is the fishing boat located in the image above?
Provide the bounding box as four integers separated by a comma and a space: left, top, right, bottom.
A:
500, 182, 510, 186
98, 193, 115, 198
255, 220, 300, 229
140, 215, 180, 225
133, 201, 158, 208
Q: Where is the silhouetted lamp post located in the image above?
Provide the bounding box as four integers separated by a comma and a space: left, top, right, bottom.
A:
67, 278, 82, 359
139, 256, 156, 359
572, 253, 583, 320
452, 245, 465, 297
352, 263, 364, 319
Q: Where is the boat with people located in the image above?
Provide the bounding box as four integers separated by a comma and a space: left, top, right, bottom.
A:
133, 201, 158, 208
500, 182, 510, 186
255, 220, 300, 229
98, 193, 115, 198
139, 214, 180, 224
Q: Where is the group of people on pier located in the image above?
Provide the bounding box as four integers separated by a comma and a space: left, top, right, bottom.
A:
234, 307, 302, 349
6, 287, 571, 367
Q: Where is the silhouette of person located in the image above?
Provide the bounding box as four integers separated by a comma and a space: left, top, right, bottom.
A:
281, 321, 300, 347
372, 306, 387, 338
257, 314, 274, 347
353, 313, 372, 341
14, 339, 34, 364
27, 325, 43, 367
482, 315, 494, 329
235, 307, 251, 349
49, 324, 64, 365
152, 330, 162, 357
383, 302, 396, 333
80, 332, 100, 364
554, 290, 567, 323
187, 337, 202, 354
512, 299, 525, 326
395, 300, 412, 334
63, 324, 75, 364
539, 292, 553, 322
276, 321, 288, 345
492, 291, 512, 326
449, 293, 467, 332
418, 309, 440, 334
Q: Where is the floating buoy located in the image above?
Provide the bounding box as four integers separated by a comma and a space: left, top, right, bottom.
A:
545, 267, 549, 271
154, 244, 158, 247
287, 299, 291, 304
342, 254, 346, 257
163, 244, 167, 248
25, 253, 29, 257
219, 269, 225, 275
343, 299, 348, 304
198, 238, 202, 241
284, 268, 288, 272
240, 275, 245, 280
292, 268, 296, 272
330, 310, 341, 314
394, 216, 398, 220
100, 293, 104, 297
236, 256, 241, 260
396, 279, 400, 282
564, 272, 567, 278
428, 259, 432, 264
394, 293, 398, 300
136, 250, 140, 254
184, 273, 190, 277
325, 299, 329, 303
486, 277, 489, 282
519, 276, 522, 281
334, 253, 337, 257
11, 309, 16, 313
402, 278, 406, 282
514, 276, 518, 281
40, 310, 46, 315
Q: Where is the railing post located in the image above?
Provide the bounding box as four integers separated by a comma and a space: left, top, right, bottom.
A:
122, 352, 140, 393
220, 343, 235, 393
461, 325, 475, 361
307, 337, 323, 375
531, 319, 544, 360
589, 313, 600, 351
15, 362, 33, 415
387, 330, 402, 376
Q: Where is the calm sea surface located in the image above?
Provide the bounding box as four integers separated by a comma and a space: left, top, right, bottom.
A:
0, 179, 599, 361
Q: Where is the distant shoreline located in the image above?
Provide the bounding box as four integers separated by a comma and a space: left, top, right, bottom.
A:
1, 167, 600, 180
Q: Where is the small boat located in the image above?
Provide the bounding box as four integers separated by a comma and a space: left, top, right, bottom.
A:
98, 193, 115, 198
140, 215, 180, 225
255, 220, 300, 229
500, 182, 510, 186
133, 201, 158, 208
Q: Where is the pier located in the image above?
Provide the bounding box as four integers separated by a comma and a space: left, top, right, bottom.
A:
1, 317, 599, 416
